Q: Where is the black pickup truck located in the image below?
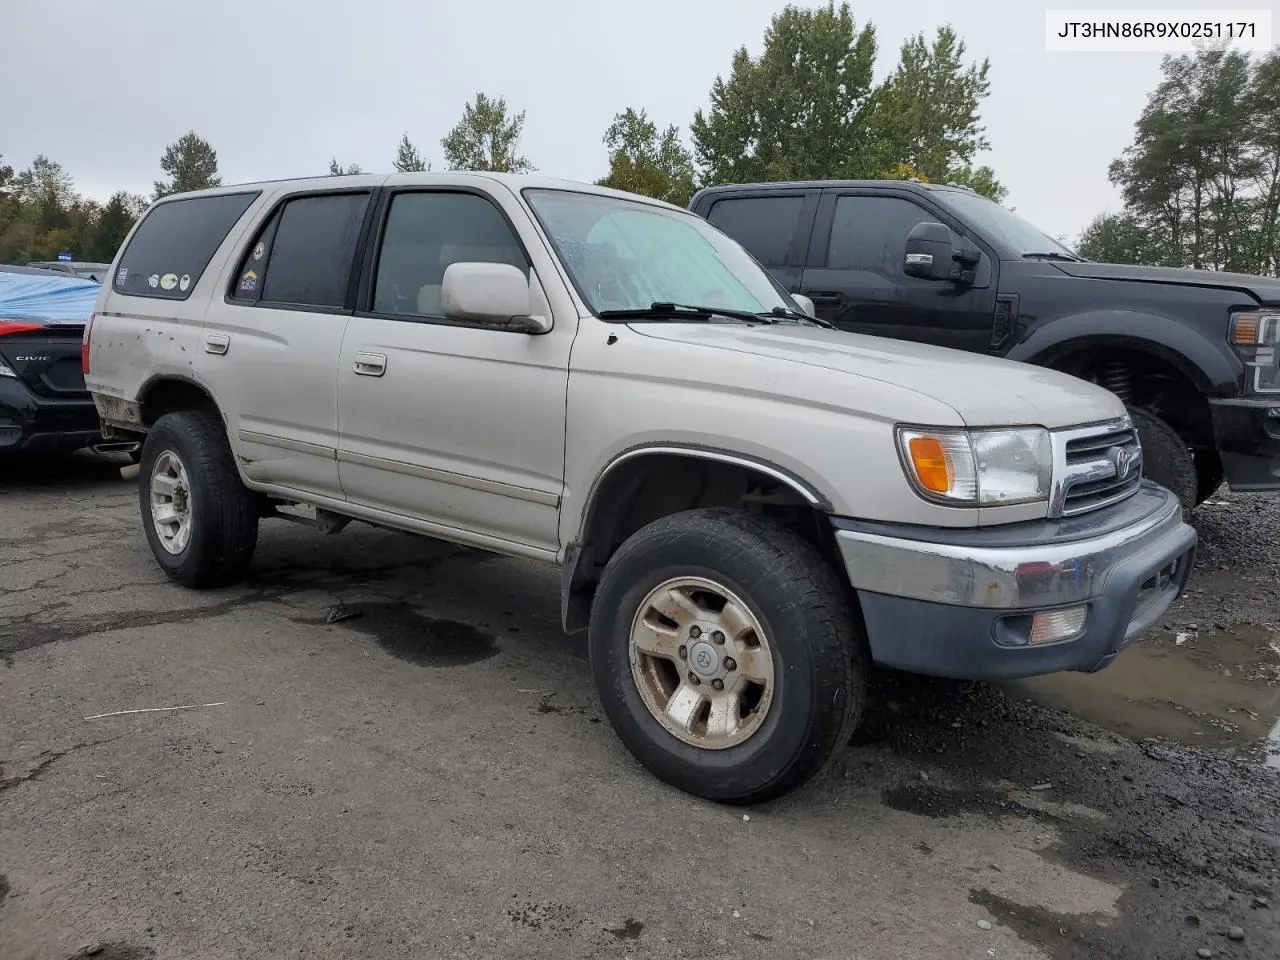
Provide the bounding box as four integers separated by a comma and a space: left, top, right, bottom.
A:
689, 180, 1280, 509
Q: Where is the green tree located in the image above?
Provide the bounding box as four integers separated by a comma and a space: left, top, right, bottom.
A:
328, 158, 364, 176
1107, 50, 1257, 269
871, 26, 1003, 199
154, 131, 221, 199
393, 133, 429, 172
86, 191, 148, 262
1075, 212, 1149, 263
441, 93, 533, 173
690, 2, 879, 185
596, 108, 697, 205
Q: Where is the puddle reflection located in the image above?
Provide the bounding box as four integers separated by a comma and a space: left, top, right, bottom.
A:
1007, 625, 1280, 766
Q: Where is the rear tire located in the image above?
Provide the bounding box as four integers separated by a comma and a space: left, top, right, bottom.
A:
588, 507, 866, 804
1131, 408, 1196, 514
138, 410, 258, 587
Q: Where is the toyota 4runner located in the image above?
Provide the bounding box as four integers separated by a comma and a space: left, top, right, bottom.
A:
85, 173, 1198, 803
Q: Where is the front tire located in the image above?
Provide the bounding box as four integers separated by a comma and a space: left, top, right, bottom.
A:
138, 410, 258, 587
588, 508, 866, 804
1131, 408, 1196, 513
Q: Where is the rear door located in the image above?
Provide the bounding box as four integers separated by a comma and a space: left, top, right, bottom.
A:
198, 189, 374, 499
799, 189, 998, 352
700, 190, 817, 293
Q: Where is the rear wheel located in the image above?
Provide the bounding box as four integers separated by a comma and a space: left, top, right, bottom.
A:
588, 507, 866, 804
138, 410, 258, 587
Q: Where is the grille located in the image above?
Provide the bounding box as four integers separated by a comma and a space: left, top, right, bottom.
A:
1052, 422, 1143, 517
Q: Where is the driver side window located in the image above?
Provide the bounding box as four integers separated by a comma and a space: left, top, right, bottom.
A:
826, 195, 933, 278
372, 192, 528, 319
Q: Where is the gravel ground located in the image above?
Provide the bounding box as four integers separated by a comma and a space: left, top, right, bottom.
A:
0, 457, 1277, 960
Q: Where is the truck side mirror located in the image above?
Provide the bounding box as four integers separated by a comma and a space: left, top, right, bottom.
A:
904, 221, 960, 281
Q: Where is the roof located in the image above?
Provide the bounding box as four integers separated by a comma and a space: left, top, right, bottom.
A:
691, 179, 977, 197
156, 171, 688, 213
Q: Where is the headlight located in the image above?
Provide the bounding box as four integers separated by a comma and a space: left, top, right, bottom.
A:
1229, 312, 1280, 394
896, 426, 1051, 506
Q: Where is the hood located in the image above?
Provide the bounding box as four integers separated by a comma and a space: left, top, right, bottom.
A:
1053, 260, 1280, 304
628, 322, 1125, 429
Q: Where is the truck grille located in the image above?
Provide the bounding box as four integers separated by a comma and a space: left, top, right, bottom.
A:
1050, 420, 1143, 517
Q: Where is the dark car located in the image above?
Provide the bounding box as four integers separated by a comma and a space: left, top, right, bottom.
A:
690, 180, 1280, 509
27, 260, 114, 282
0, 265, 135, 457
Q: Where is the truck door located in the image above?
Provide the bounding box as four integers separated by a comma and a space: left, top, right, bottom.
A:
798, 189, 997, 353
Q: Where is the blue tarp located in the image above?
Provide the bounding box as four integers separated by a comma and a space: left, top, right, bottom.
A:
0, 270, 100, 325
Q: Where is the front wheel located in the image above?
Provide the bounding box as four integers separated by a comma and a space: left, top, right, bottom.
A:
588, 508, 866, 804
138, 410, 258, 587
1130, 408, 1196, 514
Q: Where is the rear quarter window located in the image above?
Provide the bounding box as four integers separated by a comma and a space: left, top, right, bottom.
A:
112, 192, 259, 300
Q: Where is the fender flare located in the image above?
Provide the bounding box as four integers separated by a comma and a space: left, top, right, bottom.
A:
559, 444, 833, 634
1005, 310, 1238, 394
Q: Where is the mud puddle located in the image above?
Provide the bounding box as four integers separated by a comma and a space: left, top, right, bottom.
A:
1007, 625, 1280, 766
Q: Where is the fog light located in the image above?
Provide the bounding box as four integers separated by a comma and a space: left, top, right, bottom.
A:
1029, 606, 1088, 645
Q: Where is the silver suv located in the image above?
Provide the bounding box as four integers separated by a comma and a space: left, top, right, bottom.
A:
85, 173, 1197, 803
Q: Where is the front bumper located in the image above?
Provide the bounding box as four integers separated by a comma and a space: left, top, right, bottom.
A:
832, 482, 1197, 680
1209, 397, 1280, 491
0, 376, 102, 454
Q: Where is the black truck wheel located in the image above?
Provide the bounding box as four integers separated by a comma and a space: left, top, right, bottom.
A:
138, 410, 258, 587
1131, 408, 1197, 513
588, 507, 866, 804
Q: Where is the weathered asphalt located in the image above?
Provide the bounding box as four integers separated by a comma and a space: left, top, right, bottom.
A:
1, 454, 1277, 960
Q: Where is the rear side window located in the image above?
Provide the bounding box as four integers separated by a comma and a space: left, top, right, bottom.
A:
113, 192, 258, 299
232, 192, 370, 310
705, 196, 803, 267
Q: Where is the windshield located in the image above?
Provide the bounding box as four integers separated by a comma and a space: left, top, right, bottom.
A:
523, 188, 793, 316
930, 189, 1079, 259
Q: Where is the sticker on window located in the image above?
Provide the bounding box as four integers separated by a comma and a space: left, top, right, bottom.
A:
147, 273, 160, 289
239, 269, 258, 293
252, 241, 265, 261
160, 273, 178, 291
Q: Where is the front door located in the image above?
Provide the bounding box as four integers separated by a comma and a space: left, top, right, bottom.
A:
799, 191, 997, 353
336, 187, 574, 557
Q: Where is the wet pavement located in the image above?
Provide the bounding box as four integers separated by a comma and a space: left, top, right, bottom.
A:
1, 454, 1278, 960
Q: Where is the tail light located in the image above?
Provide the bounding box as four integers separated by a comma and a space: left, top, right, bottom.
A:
82, 313, 94, 374
0, 320, 45, 336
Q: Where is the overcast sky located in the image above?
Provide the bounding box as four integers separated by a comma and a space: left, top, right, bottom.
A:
0, 1, 1245, 242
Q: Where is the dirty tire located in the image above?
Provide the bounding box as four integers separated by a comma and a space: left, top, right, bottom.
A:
1131, 408, 1196, 514
589, 507, 866, 805
138, 410, 258, 588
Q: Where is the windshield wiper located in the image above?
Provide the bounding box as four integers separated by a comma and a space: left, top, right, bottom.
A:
1022, 251, 1083, 262
766, 306, 835, 329
598, 302, 776, 324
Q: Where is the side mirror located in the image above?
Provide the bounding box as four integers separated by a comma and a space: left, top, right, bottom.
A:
791, 293, 816, 318
904, 221, 960, 281
442, 262, 552, 333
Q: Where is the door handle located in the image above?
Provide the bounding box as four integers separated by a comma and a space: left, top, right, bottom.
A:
204, 334, 230, 355
807, 292, 842, 305
353, 352, 387, 377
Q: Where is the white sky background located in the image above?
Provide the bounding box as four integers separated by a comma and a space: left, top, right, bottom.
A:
1, 0, 1264, 242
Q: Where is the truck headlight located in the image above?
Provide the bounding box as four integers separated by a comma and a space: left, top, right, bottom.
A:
896, 426, 1052, 506
1229, 312, 1280, 394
